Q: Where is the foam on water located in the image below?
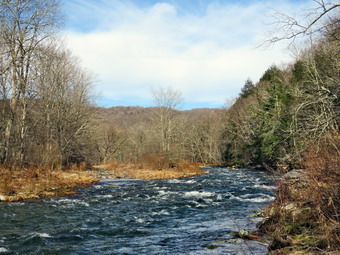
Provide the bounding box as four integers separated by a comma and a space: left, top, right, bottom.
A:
167, 179, 196, 184
23, 232, 52, 244
202, 198, 213, 203
247, 196, 275, 203
167, 179, 182, 184
100, 194, 113, 198
152, 209, 170, 216
35, 232, 51, 238
231, 193, 275, 203
0, 248, 9, 253
254, 184, 276, 190
158, 190, 177, 197
54, 198, 90, 208
3, 213, 16, 218
185, 180, 196, 184
183, 191, 215, 198
8, 202, 25, 206
134, 217, 145, 223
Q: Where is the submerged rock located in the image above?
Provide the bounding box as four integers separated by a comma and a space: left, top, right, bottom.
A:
238, 229, 250, 237
248, 212, 264, 217
230, 229, 262, 240
283, 169, 307, 182
269, 236, 292, 251
206, 244, 220, 249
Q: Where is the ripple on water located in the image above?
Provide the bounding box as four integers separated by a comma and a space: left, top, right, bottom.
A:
52, 198, 90, 208
8, 202, 25, 207
231, 193, 275, 203
21, 232, 52, 246
0, 168, 275, 254
183, 191, 215, 198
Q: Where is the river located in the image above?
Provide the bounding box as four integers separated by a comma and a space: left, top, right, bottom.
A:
0, 167, 276, 254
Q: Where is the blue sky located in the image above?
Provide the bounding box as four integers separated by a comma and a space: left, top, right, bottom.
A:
62, 0, 313, 109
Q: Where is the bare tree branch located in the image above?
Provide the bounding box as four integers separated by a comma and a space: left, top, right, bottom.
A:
262, 1, 339, 47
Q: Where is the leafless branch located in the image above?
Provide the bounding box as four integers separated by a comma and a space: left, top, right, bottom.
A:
261, 1, 339, 47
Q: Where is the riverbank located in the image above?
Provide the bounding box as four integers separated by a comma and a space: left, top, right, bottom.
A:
0, 167, 98, 202
258, 147, 340, 254
92, 161, 208, 180
0, 162, 208, 202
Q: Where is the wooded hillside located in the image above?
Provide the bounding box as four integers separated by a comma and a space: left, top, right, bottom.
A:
93, 105, 225, 166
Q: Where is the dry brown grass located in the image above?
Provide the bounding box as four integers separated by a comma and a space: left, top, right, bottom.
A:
0, 166, 98, 202
139, 153, 171, 170
260, 135, 340, 254
94, 160, 208, 180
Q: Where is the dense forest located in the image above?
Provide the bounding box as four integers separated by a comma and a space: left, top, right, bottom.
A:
0, 0, 338, 172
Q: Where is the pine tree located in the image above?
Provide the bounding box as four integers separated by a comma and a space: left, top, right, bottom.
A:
240, 79, 256, 98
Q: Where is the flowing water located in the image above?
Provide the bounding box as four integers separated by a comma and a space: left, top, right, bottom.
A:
0, 167, 276, 254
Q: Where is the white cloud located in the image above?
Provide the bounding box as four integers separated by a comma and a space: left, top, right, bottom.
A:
64, 1, 300, 108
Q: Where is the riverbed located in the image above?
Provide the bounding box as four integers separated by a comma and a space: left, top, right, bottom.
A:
0, 167, 276, 254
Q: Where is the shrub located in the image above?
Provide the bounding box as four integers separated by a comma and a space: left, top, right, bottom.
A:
139, 153, 170, 170
303, 135, 340, 224
260, 134, 340, 253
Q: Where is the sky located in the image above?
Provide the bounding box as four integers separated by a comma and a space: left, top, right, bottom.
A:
62, 0, 313, 109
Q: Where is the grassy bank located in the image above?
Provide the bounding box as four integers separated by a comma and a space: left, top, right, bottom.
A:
0, 166, 98, 202
0, 161, 207, 202
94, 161, 208, 180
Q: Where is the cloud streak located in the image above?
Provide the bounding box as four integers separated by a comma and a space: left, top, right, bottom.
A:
63, 0, 305, 109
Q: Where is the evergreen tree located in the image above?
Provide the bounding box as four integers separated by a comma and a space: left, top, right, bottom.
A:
251, 66, 293, 168
240, 79, 255, 98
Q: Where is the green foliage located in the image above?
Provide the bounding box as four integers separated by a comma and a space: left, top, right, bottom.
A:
240, 78, 256, 98
252, 75, 293, 165
259, 65, 282, 83
291, 60, 308, 83
221, 34, 339, 170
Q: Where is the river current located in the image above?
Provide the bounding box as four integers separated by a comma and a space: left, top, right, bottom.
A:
0, 167, 276, 254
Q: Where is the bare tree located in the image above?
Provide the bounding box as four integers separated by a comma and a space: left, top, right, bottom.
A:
151, 87, 183, 155
97, 125, 128, 163
187, 111, 224, 164
32, 42, 95, 166
293, 39, 340, 145
0, 49, 11, 160
0, 0, 62, 164
263, 0, 339, 46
